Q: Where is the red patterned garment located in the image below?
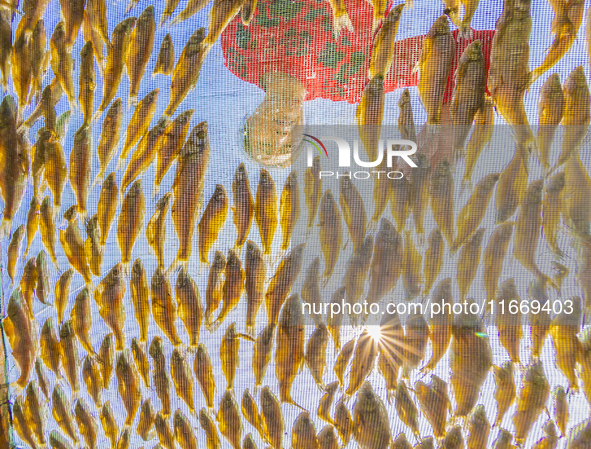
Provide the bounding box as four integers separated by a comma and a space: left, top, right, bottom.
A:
221, 0, 495, 103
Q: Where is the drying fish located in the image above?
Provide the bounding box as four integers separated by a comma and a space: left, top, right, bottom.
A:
116, 350, 142, 426
164, 28, 209, 117
131, 337, 151, 388
7, 225, 24, 284
340, 175, 367, 254
130, 258, 150, 343
334, 398, 353, 446
71, 287, 95, 355
59, 206, 92, 286
543, 172, 566, 257
95, 17, 137, 121
5, 289, 37, 388
356, 74, 385, 162
415, 15, 455, 126
537, 74, 564, 171
117, 180, 145, 273
327, 286, 346, 351
253, 323, 275, 390
423, 279, 453, 371
401, 311, 430, 377
334, 338, 355, 388
279, 171, 300, 250
395, 381, 420, 441
12, 32, 32, 110
451, 40, 486, 160
464, 97, 495, 188
305, 155, 322, 231
305, 323, 329, 389
137, 399, 156, 441
153, 33, 175, 76
194, 343, 216, 410
205, 251, 226, 327
483, 222, 514, 309
244, 241, 265, 336
200, 408, 221, 449
242, 389, 264, 440
85, 215, 103, 276
495, 279, 522, 363
199, 184, 229, 264
40, 317, 61, 379
276, 294, 306, 407
59, 319, 80, 394
217, 390, 243, 449
493, 361, 515, 427
174, 409, 198, 449
97, 172, 119, 246
170, 121, 211, 272
255, 168, 278, 255
147, 193, 172, 269
265, 243, 305, 325
20, 257, 37, 316
52, 384, 78, 443
98, 333, 115, 388
415, 375, 450, 439
319, 190, 342, 282
423, 229, 443, 296
221, 322, 254, 390
150, 337, 172, 417
126, 6, 156, 106
171, 348, 197, 414
175, 267, 203, 346
512, 361, 550, 445
402, 231, 423, 301
430, 159, 454, 245
23, 196, 40, 260
50, 22, 75, 109
82, 355, 104, 407
563, 154, 591, 237
152, 267, 182, 346
346, 329, 378, 396
368, 4, 404, 79
549, 296, 582, 391
232, 164, 254, 251
260, 386, 284, 449
317, 381, 339, 424
69, 126, 93, 219
302, 258, 322, 325
94, 99, 123, 187
342, 234, 372, 315
95, 263, 126, 350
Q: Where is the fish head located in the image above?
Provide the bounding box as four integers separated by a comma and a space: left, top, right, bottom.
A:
59, 319, 75, 339
213, 184, 227, 203
117, 16, 138, 36
109, 98, 124, 116
551, 261, 568, 277
76, 286, 90, 304
320, 189, 334, 212
235, 163, 248, 183
63, 204, 78, 222
542, 420, 558, 437
226, 249, 240, 269
171, 348, 182, 365
356, 382, 379, 413
23, 256, 37, 274
139, 5, 155, 23
7, 289, 25, 317
308, 257, 321, 275
398, 88, 411, 107
131, 258, 144, 280
428, 15, 450, 38
366, 74, 385, 95
285, 170, 297, 190
498, 278, 517, 300
106, 262, 125, 286
149, 336, 165, 359
85, 214, 99, 236
312, 155, 321, 171
290, 243, 306, 267
0, 95, 17, 126
471, 228, 486, 246
541, 73, 563, 97
12, 224, 25, 240
51, 21, 67, 45
432, 277, 452, 302
470, 404, 487, 424
144, 88, 161, 108
129, 179, 143, 198
104, 172, 117, 187
220, 390, 235, 411
378, 218, 398, 244
80, 40, 94, 59
260, 386, 275, 408
464, 40, 483, 61
115, 350, 131, 373
525, 360, 548, 389
212, 251, 226, 270
195, 343, 208, 362
175, 266, 191, 289
245, 241, 261, 261
547, 171, 565, 193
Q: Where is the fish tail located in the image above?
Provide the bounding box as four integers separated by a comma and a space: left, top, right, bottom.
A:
158, 14, 167, 28
91, 171, 104, 189
152, 182, 161, 199
122, 261, 131, 277
169, 15, 181, 27
245, 324, 255, 339
0, 218, 10, 240
115, 156, 126, 172
332, 11, 354, 37
165, 257, 186, 278
458, 24, 473, 40
91, 108, 103, 124
367, 218, 378, 234
460, 177, 472, 194
127, 94, 138, 111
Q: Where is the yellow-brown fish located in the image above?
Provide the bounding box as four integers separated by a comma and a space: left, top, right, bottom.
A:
454, 172, 500, 251
78, 41, 96, 127
194, 343, 216, 410
563, 154, 591, 237
205, 251, 225, 327
149, 336, 172, 417
29, 19, 49, 104
279, 171, 300, 251
423, 278, 453, 372
255, 168, 278, 255
12, 32, 32, 110
0, 10, 11, 92
40, 316, 61, 379
175, 267, 203, 346
305, 155, 322, 231
94, 99, 123, 186
100, 401, 118, 448
291, 411, 319, 449
394, 381, 419, 442
59, 319, 80, 394
171, 348, 196, 414
69, 125, 93, 218
86, 0, 109, 45
94, 263, 126, 350
457, 228, 485, 301
265, 243, 305, 325
414, 375, 450, 439
423, 228, 443, 296
553, 66, 590, 171
71, 286, 95, 354
85, 214, 103, 276
116, 350, 142, 426
20, 257, 37, 316
146, 193, 172, 269
340, 175, 367, 254
97, 172, 119, 246
59, 206, 92, 286
260, 386, 284, 449
368, 4, 404, 79
549, 296, 582, 391
7, 224, 24, 285
301, 257, 322, 326
199, 407, 222, 449
537, 74, 564, 171
131, 337, 150, 388
493, 361, 515, 427
401, 311, 430, 378
212, 250, 244, 331
542, 172, 566, 257
356, 75, 385, 161
170, 121, 211, 272
253, 323, 275, 390
74, 398, 99, 449
130, 259, 150, 343
244, 240, 266, 337
5, 289, 37, 388
552, 386, 568, 437
495, 279, 522, 362
137, 399, 155, 441
174, 409, 198, 449
334, 338, 355, 388
429, 159, 454, 245
126, 6, 155, 106
44, 131, 68, 214
217, 390, 243, 449
52, 383, 78, 443
451, 40, 486, 160
415, 15, 455, 126
408, 153, 430, 238
155, 411, 175, 449
317, 381, 339, 423
151, 267, 182, 346
117, 180, 145, 272
402, 231, 423, 301
98, 333, 115, 388
343, 234, 373, 314
318, 190, 342, 282
276, 294, 306, 407
346, 329, 377, 396
334, 398, 352, 446
164, 28, 209, 117
94, 17, 137, 121
305, 323, 329, 389
153, 33, 174, 76
450, 301, 492, 416
482, 221, 514, 309
49, 22, 75, 109
23, 196, 40, 260
232, 164, 254, 251
463, 96, 495, 189
242, 388, 264, 440
221, 322, 254, 390
204, 0, 242, 45
512, 361, 550, 445
199, 184, 229, 264
82, 355, 104, 407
